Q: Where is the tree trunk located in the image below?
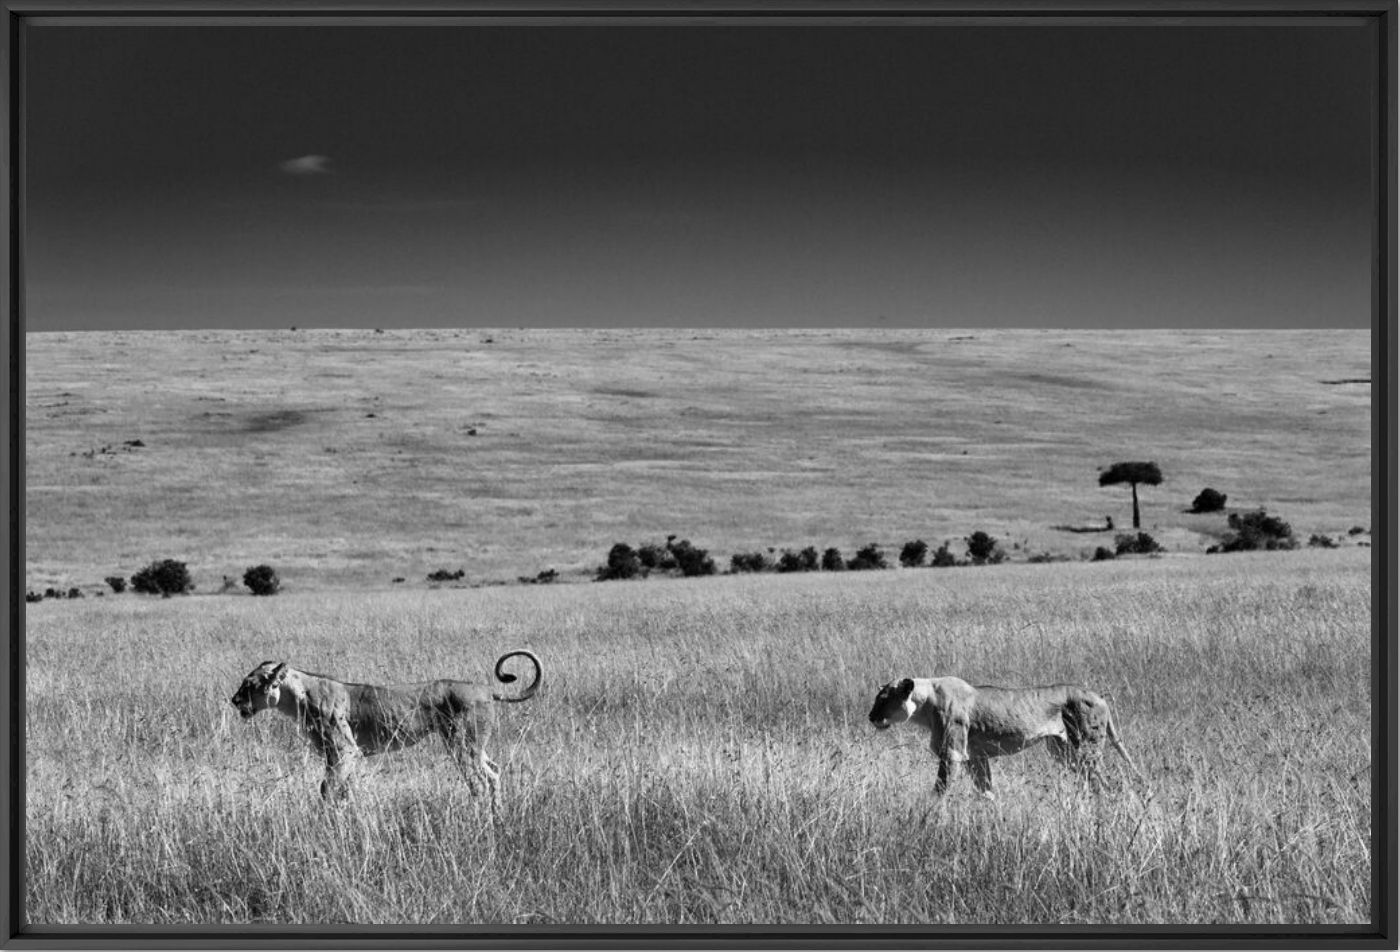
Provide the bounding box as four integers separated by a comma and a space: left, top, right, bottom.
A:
1131, 482, 1141, 529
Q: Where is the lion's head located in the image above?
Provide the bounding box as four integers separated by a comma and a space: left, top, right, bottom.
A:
868, 678, 917, 730
231, 661, 289, 719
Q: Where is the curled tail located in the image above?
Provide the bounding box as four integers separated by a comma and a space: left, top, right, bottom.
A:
492, 649, 542, 703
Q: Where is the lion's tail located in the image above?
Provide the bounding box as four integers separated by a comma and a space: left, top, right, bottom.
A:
492, 649, 542, 703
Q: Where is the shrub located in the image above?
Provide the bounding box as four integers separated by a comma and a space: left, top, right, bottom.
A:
104, 576, 127, 594
668, 539, 716, 577
1308, 534, 1338, 549
930, 542, 958, 568
1190, 487, 1228, 513
25, 591, 43, 603
426, 568, 465, 583
776, 547, 820, 573
518, 569, 558, 584
730, 551, 769, 574
899, 540, 929, 568
1348, 525, 1368, 536
130, 559, 193, 596
67, 587, 83, 599
1092, 546, 1116, 561
243, 564, 281, 596
637, 543, 677, 572
847, 543, 888, 571
1209, 510, 1298, 553
820, 547, 846, 571
596, 543, 643, 581
965, 531, 1005, 565
1115, 532, 1164, 556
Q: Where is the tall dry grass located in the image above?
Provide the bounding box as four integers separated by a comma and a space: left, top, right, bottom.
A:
26, 549, 1370, 925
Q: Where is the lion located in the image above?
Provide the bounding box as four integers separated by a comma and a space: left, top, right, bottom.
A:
230, 649, 542, 809
868, 675, 1143, 799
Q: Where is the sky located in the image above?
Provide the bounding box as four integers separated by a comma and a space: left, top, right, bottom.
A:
24, 22, 1378, 331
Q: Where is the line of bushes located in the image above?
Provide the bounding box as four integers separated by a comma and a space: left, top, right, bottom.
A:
34, 560, 287, 599
594, 531, 1033, 582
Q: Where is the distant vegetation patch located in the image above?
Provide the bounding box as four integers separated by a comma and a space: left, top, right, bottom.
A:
1208, 510, 1299, 554
130, 559, 194, 596
965, 531, 1006, 565
1115, 532, 1164, 556
243, 565, 281, 596
1189, 487, 1228, 514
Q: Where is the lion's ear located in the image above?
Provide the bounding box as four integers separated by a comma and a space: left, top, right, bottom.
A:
897, 678, 915, 697
268, 663, 289, 687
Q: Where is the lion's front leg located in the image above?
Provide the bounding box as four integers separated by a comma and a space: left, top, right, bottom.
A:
930, 710, 971, 797
967, 756, 995, 799
319, 717, 361, 802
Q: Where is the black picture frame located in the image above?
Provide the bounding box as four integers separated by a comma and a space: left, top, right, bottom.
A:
3, 2, 1395, 948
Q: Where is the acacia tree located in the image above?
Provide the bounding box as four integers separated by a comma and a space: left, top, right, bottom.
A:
1099, 461, 1163, 530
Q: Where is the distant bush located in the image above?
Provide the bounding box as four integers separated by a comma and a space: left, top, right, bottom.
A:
1348, 525, 1368, 536
730, 551, 769, 574
668, 539, 716, 577
773, 547, 817, 573
104, 576, 127, 594
427, 568, 465, 583
1092, 546, 1116, 561
637, 543, 677, 572
131, 559, 193, 596
1115, 532, 1164, 556
930, 542, 958, 568
965, 532, 1005, 565
25, 591, 43, 603
67, 587, 83, 599
1026, 552, 1068, 564
821, 547, 846, 571
847, 543, 888, 571
899, 540, 929, 568
596, 543, 644, 581
1308, 534, 1338, 549
1190, 487, 1228, 514
1209, 510, 1298, 553
243, 564, 281, 596
518, 569, 558, 584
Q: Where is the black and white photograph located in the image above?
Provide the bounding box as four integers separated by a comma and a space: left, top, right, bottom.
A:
10, 5, 1391, 943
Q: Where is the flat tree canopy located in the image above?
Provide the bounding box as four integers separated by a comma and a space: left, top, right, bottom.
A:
1099, 461, 1163, 529
1099, 461, 1163, 488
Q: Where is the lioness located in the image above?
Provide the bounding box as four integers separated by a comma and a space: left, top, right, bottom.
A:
231, 649, 541, 808
868, 675, 1142, 799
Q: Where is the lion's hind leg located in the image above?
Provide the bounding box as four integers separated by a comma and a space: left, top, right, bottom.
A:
443, 724, 502, 816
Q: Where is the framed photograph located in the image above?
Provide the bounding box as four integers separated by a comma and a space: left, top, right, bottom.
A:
5, 1, 1394, 947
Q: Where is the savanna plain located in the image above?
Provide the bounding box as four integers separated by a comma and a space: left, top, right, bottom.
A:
24, 328, 1374, 926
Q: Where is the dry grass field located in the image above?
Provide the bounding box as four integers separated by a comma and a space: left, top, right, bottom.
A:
22, 328, 1373, 928
25, 553, 1371, 925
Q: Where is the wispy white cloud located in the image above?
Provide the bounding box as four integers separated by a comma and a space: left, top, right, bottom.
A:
279, 154, 332, 175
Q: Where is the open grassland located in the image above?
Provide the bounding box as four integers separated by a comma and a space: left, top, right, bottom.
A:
24, 328, 1371, 593
26, 549, 1371, 925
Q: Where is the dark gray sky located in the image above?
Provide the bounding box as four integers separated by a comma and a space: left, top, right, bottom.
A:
25, 22, 1376, 331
